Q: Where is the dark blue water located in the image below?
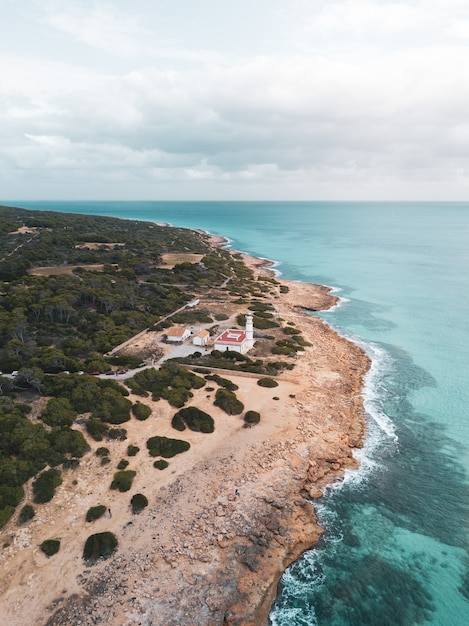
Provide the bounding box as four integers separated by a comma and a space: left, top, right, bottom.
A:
10, 200, 469, 625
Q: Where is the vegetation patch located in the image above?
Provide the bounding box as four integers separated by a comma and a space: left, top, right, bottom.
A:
127, 445, 140, 456
83, 531, 118, 563
244, 410, 261, 426
146, 436, 190, 458
153, 459, 169, 470
131, 493, 148, 514
32, 469, 62, 504
214, 388, 244, 415
117, 459, 129, 470
40, 539, 60, 557
132, 401, 152, 421
204, 373, 239, 391
86, 505, 107, 522
257, 377, 279, 388
126, 363, 205, 407
171, 407, 214, 433
110, 470, 136, 492
95, 447, 110, 457
18, 504, 35, 524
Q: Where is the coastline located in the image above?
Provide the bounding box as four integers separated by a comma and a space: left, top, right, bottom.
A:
0, 234, 370, 626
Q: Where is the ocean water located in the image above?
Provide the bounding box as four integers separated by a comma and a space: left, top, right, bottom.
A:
11, 200, 469, 625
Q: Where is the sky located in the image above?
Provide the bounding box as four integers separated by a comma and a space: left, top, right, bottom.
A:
1, 0, 469, 201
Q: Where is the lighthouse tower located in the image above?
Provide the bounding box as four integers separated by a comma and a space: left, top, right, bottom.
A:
245, 311, 254, 349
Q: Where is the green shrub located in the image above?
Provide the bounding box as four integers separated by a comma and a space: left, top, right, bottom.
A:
146, 436, 190, 458
117, 459, 129, 470
107, 428, 127, 441
40, 539, 60, 557
95, 447, 110, 457
86, 418, 108, 442
153, 459, 169, 470
110, 470, 136, 492
32, 469, 62, 504
83, 531, 118, 562
214, 388, 244, 415
244, 410, 261, 425
18, 504, 35, 524
40, 397, 77, 427
86, 505, 107, 522
282, 326, 301, 336
131, 493, 148, 514
279, 285, 289, 293
204, 374, 239, 391
127, 445, 140, 456
101, 457, 111, 466
257, 377, 278, 388
132, 402, 152, 421
172, 407, 214, 433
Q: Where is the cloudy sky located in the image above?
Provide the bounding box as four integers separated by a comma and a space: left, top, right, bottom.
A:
2, 0, 469, 200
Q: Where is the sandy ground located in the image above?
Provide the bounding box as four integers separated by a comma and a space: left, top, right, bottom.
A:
0, 249, 370, 626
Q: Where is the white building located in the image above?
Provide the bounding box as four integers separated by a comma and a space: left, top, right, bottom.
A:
214, 312, 254, 354
193, 329, 210, 346
165, 326, 191, 343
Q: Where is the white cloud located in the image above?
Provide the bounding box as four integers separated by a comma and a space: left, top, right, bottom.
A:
2, 1, 469, 199
39, 0, 144, 56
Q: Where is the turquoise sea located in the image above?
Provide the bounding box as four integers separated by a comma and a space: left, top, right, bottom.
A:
10, 201, 469, 625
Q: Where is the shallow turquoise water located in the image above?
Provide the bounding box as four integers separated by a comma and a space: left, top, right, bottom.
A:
11, 200, 469, 625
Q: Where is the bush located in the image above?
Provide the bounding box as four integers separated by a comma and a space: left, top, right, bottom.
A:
110, 470, 136, 492
257, 377, 278, 388
107, 428, 127, 441
132, 402, 152, 421
32, 469, 62, 504
18, 504, 35, 524
40, 398, 77, 427
86, 505, 107, 522
83, 531, 118, 562
146, 436, 190, 458
86, 418, 108, 442
214, 388, 244, 415
172, 407, 214, 433
95, 447, 110, 457
244, 410, 261, 426
204, 373, 239, 391
127, 445, 140, 456
131, 493, 148, 514
153, 459, 169, 470
40, 539, 60, 557
117, 459, 129, 470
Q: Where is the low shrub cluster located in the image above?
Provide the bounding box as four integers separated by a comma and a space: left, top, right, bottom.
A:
117, 459, 129, 470
126, 363, 206, 408
153, 459, 169, 470
83, 531, 118, 562
244, 410, 261, 426
204, 373, 239, 391
131, 493, 148, 514
257, 377, 279, 388
171, 407, 214, 433
146, 436, 190, 458
18, 504, 35, 524
32, 469, 62, 504
132, 402, 152, 421
86, 505, 107, 522
110, 470, 136, 492
214, 388, 244, 415
40, 539, 60, 557
127, 445, 140, 456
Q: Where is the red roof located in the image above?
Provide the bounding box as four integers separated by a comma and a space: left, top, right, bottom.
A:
216, 329, 246, 344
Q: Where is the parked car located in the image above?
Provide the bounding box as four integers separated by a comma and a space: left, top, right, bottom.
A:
116, 369, 127, 375
105, 370, 115, 376
90, 371, 100, 376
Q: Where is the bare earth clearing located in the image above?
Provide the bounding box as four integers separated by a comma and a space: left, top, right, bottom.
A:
0, 249, 370, 626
